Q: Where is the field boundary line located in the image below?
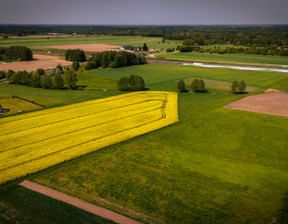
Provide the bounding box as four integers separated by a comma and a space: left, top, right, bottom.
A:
19, 180, 143, 224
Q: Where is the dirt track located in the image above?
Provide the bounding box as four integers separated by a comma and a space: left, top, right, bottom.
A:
48, 44, 121, 52
224, 92, 288, 117
19, 180, 142, 224
0, 54, 72, 72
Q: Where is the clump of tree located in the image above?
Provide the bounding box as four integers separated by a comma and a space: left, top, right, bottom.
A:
85, 51, 146, 70
8, 68, 72, 90
177, 80, 188, 92
6, 70, 15, 81
0, 71, 6, 79
36, 68, 45, 76
0, 46, 33, 61
65, 49, 86, 62
231, 80, 247, 94
166, 48, 175, 53
118, 74, 146, 91
142, 43, 149, 51
191, 79, 207, 93
72, 61, 80, 71
177, 45, 201, 52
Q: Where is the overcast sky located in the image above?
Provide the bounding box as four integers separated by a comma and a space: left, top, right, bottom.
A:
0, 0, 287, 25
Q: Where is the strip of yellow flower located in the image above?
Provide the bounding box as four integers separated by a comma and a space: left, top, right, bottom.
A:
0, 91, 178, 185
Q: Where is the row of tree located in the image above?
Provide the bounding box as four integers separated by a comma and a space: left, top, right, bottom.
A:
0, 46, 33, 61
117, 74, 146, 91
65, 49, 86, 62
178, 44, 288, 56
85, 51, 146, 70
177, 79, 247, 94
6, 68, 77, 90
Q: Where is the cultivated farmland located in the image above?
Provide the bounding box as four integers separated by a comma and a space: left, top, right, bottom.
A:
0, 54, 72, 72
0, 91, 178, 185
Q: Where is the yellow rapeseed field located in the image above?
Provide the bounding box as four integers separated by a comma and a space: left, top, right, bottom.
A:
0, 91, 178, 185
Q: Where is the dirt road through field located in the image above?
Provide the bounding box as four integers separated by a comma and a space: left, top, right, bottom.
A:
19, 180, 143, 224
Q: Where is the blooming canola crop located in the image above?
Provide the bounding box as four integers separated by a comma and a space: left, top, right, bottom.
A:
0, 91, 178, 185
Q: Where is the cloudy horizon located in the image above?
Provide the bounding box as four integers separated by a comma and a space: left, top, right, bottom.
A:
0, 0, 287, 25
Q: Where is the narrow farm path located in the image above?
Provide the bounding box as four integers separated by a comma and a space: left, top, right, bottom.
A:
19, 180, 143, 224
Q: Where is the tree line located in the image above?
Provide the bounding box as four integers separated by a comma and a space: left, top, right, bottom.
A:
177, 79, 247, 94
85, 51, 146, 70
178, 44, 288, 57
65, 49, 86, 62
1, 25, 287, 48
0, 46, 33, 61
2, 64, 77, 90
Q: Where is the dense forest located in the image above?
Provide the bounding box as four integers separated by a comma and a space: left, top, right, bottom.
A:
0, 25, 288, 48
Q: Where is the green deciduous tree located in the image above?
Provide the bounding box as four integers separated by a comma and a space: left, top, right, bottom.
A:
31, 72, 41, 88
191, 79, 200, 92
239, 80, 246, 93
117, 76, 130, 91
0, 71, 6, 79
36, 68, 45, 76
142, 43, 149, 51
41, 75, 52, 89
177, 80, 186, 92
231, 81, 239, 93
64, 69, 77, 89
53, 74, 64, 89
199, 79, 205, 92
6, 70, 15, 81
56, 63, 64, 74
72, 61, 80, 71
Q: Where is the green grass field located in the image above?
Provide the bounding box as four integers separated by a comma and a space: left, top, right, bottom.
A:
156, 52, 288, 65
1, 63, 288, 223
0, 97, 43, 116
0, 36, 179, 50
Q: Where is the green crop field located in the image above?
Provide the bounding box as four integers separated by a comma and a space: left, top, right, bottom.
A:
0, 186, 115, 224
156, 52, 288, 65
1, 63, 288, 223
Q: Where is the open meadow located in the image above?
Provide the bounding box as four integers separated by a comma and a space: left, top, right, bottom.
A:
0, 36, 179, 50
1, 63, 288, 223
156, 52, 288, 66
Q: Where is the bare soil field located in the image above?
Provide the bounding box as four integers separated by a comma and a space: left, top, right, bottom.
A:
0, 54, 72, 72
48, 44, 121, 52
224, 92, 288, 117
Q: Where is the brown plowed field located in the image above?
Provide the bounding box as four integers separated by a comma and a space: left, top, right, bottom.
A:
224, 92, 288, 117
0, 54, 72, 72
48, 44, 121, 52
